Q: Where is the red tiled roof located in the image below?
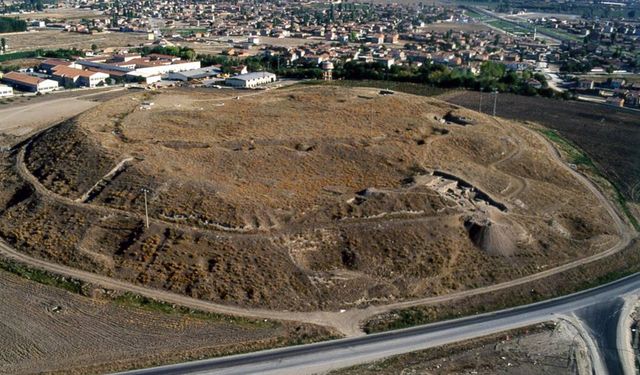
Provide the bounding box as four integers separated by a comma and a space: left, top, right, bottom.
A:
3, 71, 44, 86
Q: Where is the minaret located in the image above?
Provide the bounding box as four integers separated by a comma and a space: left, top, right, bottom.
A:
533, 27, 537, 41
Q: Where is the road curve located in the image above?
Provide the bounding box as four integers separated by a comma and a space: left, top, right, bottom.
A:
116, 272, 640, 375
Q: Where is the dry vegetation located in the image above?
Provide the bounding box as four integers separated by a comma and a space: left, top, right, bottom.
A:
3, 29, 149, 52
0, 85, 616, 311
0, 268, 334, 375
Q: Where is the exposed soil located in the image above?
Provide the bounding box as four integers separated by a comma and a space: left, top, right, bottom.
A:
0, 269, 333, 375
3, 30, 148, 52
0, 85, 616, 311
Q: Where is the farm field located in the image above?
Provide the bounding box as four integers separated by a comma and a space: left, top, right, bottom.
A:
0, 267, 332, 375
440, 91, 640, 204
2, 29, 149, 52
14, 8, 104, 20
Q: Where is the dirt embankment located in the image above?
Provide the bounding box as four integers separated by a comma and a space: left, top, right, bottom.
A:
0, 85, 616, 311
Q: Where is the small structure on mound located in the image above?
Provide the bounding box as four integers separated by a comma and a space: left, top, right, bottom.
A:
444, 111, 475, 126
465, 215, 517, 256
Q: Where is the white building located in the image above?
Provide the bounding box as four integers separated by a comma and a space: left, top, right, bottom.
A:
133, 61, 201, 77
2, 72, 58, 93
51, 66, 110, 88
167, 66, 222, 81
248, 35, 261, 45
0, 84, 13, 97
225, 72, 277, 88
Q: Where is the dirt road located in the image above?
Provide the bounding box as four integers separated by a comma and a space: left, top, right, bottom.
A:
0, 88, 125, 139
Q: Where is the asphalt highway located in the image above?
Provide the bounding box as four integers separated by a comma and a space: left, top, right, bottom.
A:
117, 272, 640, 375
577, 298, 626, 375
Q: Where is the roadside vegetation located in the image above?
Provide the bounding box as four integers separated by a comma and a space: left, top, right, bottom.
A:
113, 292, 279, 329
0, 257, 84, 293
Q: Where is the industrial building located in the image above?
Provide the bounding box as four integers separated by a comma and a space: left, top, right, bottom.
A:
2, 72, 59, 93
76, 57, 201, 83
0, 84, 13, 97
167, 66, 222, 81
40, 58, 82, 74
225, 72, 277, 88
51, 66, 110, 88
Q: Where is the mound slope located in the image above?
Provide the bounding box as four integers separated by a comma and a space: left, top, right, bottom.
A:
0, 85, 616, 310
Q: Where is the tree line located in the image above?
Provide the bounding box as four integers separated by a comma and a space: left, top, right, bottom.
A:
0, 17, 26, 34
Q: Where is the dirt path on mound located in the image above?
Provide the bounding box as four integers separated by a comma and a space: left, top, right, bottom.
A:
2, 115, 635, 337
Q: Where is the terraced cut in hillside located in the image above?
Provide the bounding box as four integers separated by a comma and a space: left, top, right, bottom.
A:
0, 85, 617, 311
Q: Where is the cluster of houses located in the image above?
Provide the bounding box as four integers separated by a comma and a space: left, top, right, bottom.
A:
575, 77, 640, 108
0, 51, 277, 96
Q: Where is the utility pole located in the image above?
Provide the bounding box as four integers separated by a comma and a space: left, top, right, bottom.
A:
141, 188, 149, 228
479, 90, 483, 113
492, 90, 498, 117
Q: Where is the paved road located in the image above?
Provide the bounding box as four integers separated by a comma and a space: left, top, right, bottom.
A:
576, 298, 626, 375
117, 272, 640, 375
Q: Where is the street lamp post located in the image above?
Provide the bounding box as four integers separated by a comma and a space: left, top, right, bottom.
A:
141, 188, 150, 228
492, 90, 498, 117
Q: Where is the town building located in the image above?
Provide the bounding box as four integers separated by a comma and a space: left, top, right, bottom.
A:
2, 72, 59, 93
40, 59, 81, 74
167, 66, 222, 81
225, 72, 277, 88
0, 84, 13, 98
51, 66, 110, 88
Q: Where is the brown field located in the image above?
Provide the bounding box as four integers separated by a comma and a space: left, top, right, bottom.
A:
440, 90, 640, 203
15, 8, 105, 20
0, 58, 41, 70
0, 268, 333, 375
3, 29, 149, 52
0, 85, 616, 312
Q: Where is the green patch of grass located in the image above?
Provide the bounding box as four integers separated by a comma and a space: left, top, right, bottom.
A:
113, 292, 279, 329
540, 129, 594, 167
463, 8, 486, 20
486, 19, 530, 34
538, 26, 582, 42
0, 258, 84, 294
